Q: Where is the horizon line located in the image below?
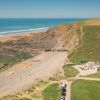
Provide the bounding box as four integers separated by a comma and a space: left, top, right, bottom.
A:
0, 17, 98, 19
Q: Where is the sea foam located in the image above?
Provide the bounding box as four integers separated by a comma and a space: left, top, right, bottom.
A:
0, 27, 49, 37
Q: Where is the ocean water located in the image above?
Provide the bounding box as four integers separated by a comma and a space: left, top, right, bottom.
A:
0, 18, 86, 36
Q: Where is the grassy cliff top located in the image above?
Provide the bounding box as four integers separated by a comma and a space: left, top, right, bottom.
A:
77, 18, 100, 25
68, 18, 100, 63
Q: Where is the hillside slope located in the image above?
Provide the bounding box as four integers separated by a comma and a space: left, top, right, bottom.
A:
77, 18, 100, 25
69, 19, 100, 63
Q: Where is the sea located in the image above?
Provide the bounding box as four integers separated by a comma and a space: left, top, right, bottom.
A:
0, 18, 86, 36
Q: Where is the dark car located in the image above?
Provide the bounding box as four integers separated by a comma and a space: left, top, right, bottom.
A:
62, 91, 66, 96
62, 87, 66, 93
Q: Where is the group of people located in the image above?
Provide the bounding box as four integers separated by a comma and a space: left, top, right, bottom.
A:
61, 81, 67, 100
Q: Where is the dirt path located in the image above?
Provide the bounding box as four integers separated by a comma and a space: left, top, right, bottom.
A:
65, 76, 100, 100
75, 77, 100, 81
69, 25, 84, 61
65, 81, 72, 100
64, 26, 83, 100
68, 24, 78, 60
0, 51, 67, 98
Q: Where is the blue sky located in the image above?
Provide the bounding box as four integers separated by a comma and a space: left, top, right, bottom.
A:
0, 0, 100, 18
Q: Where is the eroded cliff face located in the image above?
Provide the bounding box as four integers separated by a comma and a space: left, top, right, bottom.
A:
47, 24, 80, 53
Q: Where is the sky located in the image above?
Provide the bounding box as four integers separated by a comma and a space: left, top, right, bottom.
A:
0, 0, 100, 18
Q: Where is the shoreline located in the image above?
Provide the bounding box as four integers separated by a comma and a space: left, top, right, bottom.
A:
0, 27, 49, 35
0, 27, 49, 42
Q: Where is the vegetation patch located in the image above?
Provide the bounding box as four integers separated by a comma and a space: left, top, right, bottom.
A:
49, 77, 57, 81
42, 83, 61, 100
69, 25, 100, 63
78, 20, 88, 25
63, 64, 79, 77
87, 72, 100, 78
77, 19, 100, 25
0, 49, 32, 72
6, 50, 32, 60
71, 80, 100, 100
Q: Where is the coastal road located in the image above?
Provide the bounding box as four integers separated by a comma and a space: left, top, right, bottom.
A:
0, 51, 67, 98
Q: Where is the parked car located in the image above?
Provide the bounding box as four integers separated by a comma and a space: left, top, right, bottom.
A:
61, 96, 65, 100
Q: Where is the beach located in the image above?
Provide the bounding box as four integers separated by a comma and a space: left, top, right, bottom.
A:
0, 27, 48, 42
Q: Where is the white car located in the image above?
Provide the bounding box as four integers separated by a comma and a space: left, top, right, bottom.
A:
61, 96, 65, 100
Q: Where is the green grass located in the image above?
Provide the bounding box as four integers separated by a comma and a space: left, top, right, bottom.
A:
0, 57, 22, 72
0, 49, 33, 72
63, 64, 79, 77
49, 77, 57, 81
69, 25, 100, 63
0, 57, 20, 72
78, 20, 88, 25
71, 80, 100, 100
31, 93, 41, 98
77, 18, 100, 25
42, 83, 61, 100
87, 72, 100, 78
0, 57, 19, 64
6, 49, 32, 60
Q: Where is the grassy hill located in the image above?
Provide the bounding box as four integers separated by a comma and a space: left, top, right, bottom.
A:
69, 19, 100, 63
77, 18, 100, 25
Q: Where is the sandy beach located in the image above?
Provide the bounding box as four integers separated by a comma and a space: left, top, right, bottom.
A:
0, 28, 48, 42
